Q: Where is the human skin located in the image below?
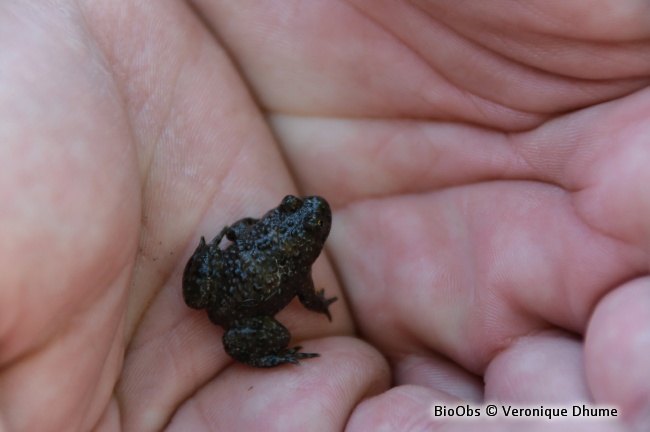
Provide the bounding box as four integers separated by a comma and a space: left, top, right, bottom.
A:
1, 1, 649, 431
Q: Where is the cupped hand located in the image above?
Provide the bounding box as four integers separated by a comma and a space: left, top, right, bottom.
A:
1, 1, 649, 431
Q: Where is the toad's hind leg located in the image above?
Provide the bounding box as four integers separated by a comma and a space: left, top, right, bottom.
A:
222, 317, 319, 368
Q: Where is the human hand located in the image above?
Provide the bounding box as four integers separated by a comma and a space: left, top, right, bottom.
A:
1, 2, 649, 431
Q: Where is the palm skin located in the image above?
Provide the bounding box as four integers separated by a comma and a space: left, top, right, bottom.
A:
1, 1, 649, 431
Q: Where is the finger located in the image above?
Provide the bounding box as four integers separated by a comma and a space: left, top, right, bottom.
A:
392, 353, 484, 403
193, 1, 650, 128
273, 89, 650, 210
166, 337, 388, 431
328, 187, 643, 371
484, 331, 590, 403
586, 277, 650, 428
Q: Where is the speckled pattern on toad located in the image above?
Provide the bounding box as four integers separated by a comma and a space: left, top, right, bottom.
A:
182, 195, 337, 368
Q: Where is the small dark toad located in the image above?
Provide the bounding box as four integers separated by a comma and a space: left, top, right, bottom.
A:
182, 195, 337, 368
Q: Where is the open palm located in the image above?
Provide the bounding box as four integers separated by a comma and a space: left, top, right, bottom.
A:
2, 1, 649, 431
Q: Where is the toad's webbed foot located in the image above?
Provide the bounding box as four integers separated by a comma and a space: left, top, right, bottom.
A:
298, 287, 338, 322
250, 346, 320, 368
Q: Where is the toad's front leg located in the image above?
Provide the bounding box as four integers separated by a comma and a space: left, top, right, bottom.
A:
222, 316, 319, 368
296, 277, 337, 322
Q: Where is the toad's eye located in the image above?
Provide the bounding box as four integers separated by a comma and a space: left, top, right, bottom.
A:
280, 195, 302, 213
304, 214, 323, 231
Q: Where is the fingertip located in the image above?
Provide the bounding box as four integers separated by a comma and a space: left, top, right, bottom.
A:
585, 277, 650, 428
